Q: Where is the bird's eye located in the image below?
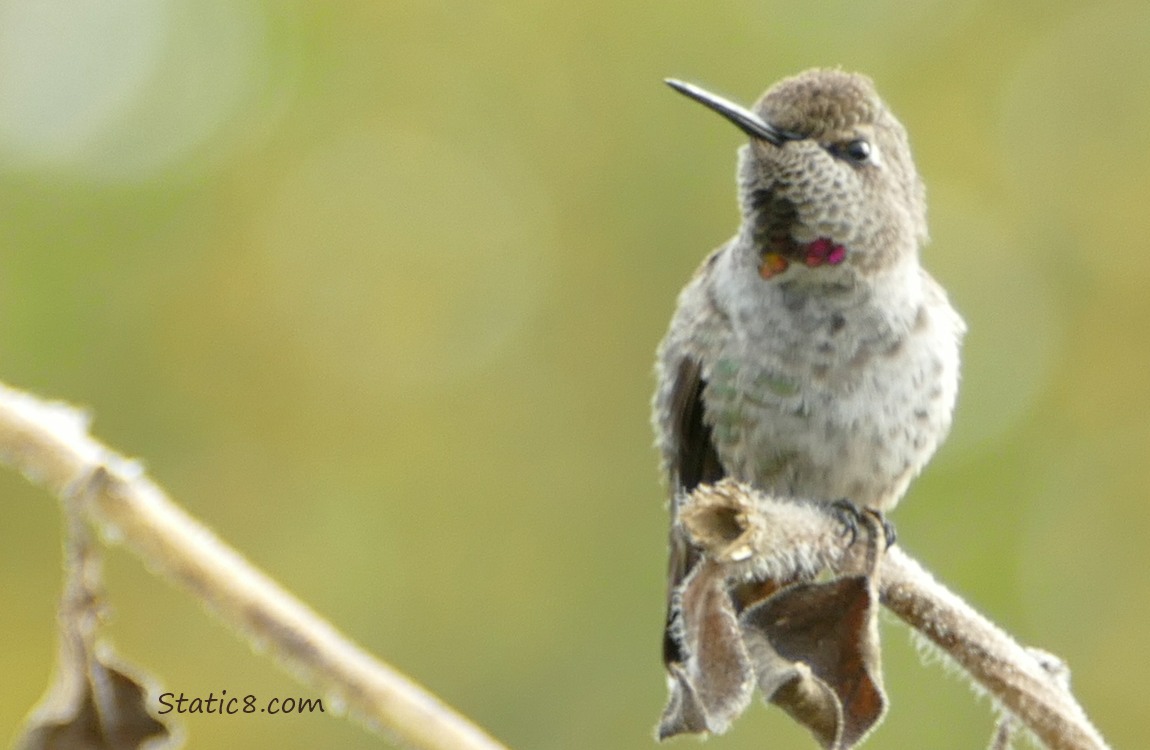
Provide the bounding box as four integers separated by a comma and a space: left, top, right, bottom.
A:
833, 138, 872, 164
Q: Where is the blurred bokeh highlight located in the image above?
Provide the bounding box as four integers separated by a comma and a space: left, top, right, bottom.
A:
2, 1, 1148, 748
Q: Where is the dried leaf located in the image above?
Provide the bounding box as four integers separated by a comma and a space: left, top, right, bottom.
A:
741, 575, 886, 749
760, 659, 842, 748
658, 560, 754, 738
657, 664, 708, 739
17, 494, 174, 750
17, 651, 171, 750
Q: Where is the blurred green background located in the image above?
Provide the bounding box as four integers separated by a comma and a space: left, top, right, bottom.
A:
1, 1, 1148, 748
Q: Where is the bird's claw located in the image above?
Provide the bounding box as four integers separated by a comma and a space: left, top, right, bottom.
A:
830, 499, 896, 549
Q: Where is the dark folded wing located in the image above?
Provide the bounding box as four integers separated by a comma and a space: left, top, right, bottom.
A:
663, 356, 726, 665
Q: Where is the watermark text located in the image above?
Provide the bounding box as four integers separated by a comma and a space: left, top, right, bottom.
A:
157, 691, 325, 715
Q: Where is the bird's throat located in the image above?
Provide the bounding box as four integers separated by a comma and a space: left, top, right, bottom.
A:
759, 237, 848, 280
747, 193, 848, 280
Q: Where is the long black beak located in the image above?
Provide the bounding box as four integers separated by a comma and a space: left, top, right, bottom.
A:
665, 78, 793, 147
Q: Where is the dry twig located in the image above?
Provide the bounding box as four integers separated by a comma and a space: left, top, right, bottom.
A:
0, 382, 509, 750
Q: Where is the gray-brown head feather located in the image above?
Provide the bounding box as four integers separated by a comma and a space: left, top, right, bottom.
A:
738, 69, 927, 275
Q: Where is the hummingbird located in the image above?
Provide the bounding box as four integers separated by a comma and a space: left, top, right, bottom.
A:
653, 69, 965, 700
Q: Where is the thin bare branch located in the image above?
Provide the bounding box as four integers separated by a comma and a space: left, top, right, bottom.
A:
0, 382, 510, 750
880, 551, 1104, 750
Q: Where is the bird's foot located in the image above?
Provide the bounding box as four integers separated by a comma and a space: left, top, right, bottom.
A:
830, 499, 894, 578
829, 499, 896, 549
